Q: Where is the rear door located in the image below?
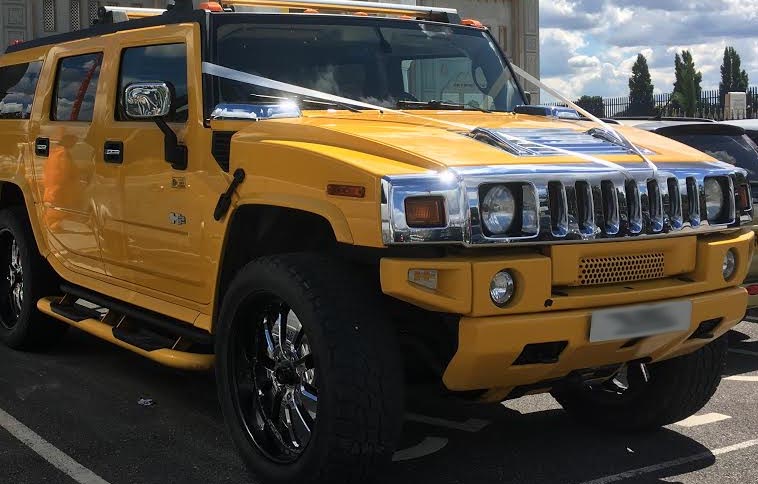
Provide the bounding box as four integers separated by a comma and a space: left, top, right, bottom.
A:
31, 44, 106, 274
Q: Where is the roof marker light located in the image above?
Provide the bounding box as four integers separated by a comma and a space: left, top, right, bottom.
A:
200, 2, 224, 11
461, 18, 484, 28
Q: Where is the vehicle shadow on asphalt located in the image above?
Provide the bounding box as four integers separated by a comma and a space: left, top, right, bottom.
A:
725, 329, 758, 376
390, 395, 715, 484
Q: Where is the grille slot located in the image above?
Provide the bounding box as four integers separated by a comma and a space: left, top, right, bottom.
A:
575, 181, 594, 235
667, 177, 683, 228
577, 253, 665, 286
647, 179, 664, 232
548, 181, 568, 237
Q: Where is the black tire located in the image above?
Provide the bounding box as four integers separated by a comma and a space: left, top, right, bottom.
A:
215, 253, 404, 484
552, 336, 728, 431
0, 206, 67, 350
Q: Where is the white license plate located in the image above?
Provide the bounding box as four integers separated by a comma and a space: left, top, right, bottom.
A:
590, 300, 693, 343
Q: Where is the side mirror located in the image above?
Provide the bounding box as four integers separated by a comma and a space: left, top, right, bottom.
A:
123, 82, 187, 170
123, 82, 172, 119
523, 91, 532, 105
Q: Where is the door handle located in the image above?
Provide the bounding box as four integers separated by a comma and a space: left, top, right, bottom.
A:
104, 141, 124, 164
35, 137, 49, 157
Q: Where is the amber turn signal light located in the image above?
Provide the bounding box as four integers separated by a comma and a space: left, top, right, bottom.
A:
737, 184, 751, 211
199, 2, 223, 11
327, 184, 366, 198
405, 197, 445, 228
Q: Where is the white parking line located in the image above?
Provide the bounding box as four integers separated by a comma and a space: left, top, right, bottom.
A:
724, 375, 758, 382
405, 413, 491, 433
0, 407, 110, 484
392, 437, 448, 462
578, 438, 758, 484
674, 412, 732, 428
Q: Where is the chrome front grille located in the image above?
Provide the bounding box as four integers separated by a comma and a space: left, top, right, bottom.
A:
381, 162, 753, 247
532, 173, 733, 243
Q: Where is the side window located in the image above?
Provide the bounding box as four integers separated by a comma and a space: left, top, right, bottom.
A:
118, 43, 188, 123
52, 53, 103, 122
0, 62, 43, 120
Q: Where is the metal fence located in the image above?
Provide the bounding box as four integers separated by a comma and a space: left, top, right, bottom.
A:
547, 86, 758, 120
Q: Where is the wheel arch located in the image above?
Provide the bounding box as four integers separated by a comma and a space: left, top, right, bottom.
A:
0, 181, 49, 258
213, 203, 344, 328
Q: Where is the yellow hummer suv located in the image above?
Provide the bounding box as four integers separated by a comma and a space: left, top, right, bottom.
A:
0, 1, 753, 482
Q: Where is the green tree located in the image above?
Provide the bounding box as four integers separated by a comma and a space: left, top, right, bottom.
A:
672, 50, 703, 117
575, 95, 606, 117
719, 46, 749, 104
628, 54, 655, 116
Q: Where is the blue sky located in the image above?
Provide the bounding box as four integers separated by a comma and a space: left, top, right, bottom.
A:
539, 0, 758, 100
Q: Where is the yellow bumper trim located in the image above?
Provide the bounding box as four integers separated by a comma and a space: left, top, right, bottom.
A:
442, 286, 746, 391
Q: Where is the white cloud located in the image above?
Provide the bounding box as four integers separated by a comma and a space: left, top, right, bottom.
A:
536, 0, 758, 100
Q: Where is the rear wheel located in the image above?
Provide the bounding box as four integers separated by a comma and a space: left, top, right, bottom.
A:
552, 337, 727, 431
0, 206, 67, 350
216, 253, 404, 484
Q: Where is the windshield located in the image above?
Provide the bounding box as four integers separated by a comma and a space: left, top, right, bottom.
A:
212, 16, 524, 112
670, 134, 758, 180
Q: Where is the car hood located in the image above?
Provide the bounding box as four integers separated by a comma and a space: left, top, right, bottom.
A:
223, 111, 720, 176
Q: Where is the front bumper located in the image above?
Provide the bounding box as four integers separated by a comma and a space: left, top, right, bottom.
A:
442, 286, 746, 391
380, 229, 754, 392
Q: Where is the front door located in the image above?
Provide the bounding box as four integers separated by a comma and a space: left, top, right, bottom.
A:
95, 26, 214, 305
32, 47, 106, 274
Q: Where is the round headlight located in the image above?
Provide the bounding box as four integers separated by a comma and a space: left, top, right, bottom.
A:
704, 178, 724, 221
722, 249, 736, 280
481, 185, 515, 235
490, 270, 515, 306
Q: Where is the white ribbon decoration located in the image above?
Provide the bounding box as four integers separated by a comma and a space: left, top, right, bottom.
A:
509, 63, 658, 177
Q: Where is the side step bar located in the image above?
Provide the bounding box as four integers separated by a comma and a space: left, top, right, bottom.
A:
60, 283, 213, 345
38, 297, 214, 371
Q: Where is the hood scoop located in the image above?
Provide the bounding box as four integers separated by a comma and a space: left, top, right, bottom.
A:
471, 128, 647, 157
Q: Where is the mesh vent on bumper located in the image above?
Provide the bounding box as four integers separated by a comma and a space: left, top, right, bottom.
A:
578, 253, 665, 286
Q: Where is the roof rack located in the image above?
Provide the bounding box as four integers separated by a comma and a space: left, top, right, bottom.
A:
100, 0, 458, 23
220, 0, 457, 18
100, 6, 166, 21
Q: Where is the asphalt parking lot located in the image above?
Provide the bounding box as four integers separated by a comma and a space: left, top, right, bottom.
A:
1, 320, 756, 484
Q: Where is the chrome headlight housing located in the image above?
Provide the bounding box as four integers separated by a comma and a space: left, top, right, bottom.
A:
480, 185, 516, 235
704, 177, 725, 222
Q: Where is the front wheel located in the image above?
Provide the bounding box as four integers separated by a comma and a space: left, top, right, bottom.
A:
215, 254, 404, 484
552, 336, 728, 431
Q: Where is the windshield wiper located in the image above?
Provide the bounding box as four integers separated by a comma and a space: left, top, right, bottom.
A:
396, 99, 490, 113
299, 98, 361, 113
249, 93, 361, 113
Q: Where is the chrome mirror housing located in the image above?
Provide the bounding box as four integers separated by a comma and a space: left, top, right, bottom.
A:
123, 82, 172, 119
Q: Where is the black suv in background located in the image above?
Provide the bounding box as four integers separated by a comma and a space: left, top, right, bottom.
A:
617, 118, 758, 306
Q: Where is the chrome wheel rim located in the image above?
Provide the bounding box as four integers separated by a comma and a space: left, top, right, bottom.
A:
232, 296, 318, 463
0, 230, 23, 330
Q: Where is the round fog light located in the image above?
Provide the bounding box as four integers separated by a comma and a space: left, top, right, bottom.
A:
722, 250, 736, 280
490, 270, 515, 307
